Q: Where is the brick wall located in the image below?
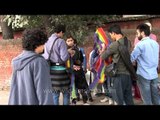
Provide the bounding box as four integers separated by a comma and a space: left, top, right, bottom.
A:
0, 39, 22, 90
82, 18, 160, 70
0, 31, 23, 40
1, 18, 160, 89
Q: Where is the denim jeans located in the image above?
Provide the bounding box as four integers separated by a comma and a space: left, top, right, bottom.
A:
137, 75, 160, 105
110, 74, 134, 105
103, 76, 112, 98
53, 89, 70, 105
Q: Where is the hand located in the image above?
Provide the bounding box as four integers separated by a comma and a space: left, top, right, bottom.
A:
73, 65, 81, 71
68, 48, 75, 57
98, 49, 103, 55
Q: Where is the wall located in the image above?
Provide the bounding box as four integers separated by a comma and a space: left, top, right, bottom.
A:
0, 31, 23, 40
82, 18, 160, 70
0, 39, 22, 90
1, 17, 160, 89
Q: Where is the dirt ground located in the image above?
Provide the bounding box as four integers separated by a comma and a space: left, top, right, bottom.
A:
0, 90, 9, 105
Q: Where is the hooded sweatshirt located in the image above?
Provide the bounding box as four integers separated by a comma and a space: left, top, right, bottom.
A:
8, 50, 54, 105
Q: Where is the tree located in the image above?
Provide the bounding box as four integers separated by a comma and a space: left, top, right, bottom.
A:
49, 15, 118, 44
3, 15, 122, 43
0, 15, 14, 39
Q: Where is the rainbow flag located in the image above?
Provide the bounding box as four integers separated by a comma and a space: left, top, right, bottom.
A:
89, 27, 112, 89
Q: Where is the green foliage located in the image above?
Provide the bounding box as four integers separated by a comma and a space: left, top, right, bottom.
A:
3, 15, 29, 29
3, 15, 122, 44
25, 15, 44, 28
49, 15, 114, 44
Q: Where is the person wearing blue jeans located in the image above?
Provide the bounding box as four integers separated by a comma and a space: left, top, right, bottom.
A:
101, 24, 134, 105
137, 75, 160, 105
131, 23, 160, 105
110, 74, 134, 105
53, 90, 70, 105
42, 24, 71, 105
100, 76, 113, 103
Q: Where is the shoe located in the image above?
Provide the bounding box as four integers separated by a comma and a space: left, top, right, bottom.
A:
108, 98, 113, 105
95, 93, 103, 97
108, 98, 117, 105
89, 98, 93, 102
100, 97, 109, 103
77, 97, 80, 101
71, 99, 77, 105
83, 103, 90, 105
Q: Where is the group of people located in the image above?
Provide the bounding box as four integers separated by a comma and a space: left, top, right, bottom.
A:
89, 21, 160, 105
8, 24, 93, 105
8, 21, 160, 105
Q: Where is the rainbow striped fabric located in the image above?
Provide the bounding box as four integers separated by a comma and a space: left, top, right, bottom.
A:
89, 27, 112, 89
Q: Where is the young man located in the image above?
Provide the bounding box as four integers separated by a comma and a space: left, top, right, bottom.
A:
134, 21, 157, 47
8, 28, 53, 105
131, 23, 160, 105
42, 24, 70, 105
100, 24, 134, 105
133, 21, 158, 100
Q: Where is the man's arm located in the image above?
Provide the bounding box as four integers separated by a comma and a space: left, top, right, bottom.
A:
100, 43, 115, 60
59, 40, 69, 62
130, 45, 141, 63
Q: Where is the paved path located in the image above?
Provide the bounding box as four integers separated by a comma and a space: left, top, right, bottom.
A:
0, 90, 143, 105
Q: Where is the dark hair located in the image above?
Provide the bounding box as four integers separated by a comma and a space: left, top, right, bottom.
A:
66, 34, 77, 44
22, 28, 48, 51
136, 23, 150, 36
54, 24, 66, 33
66, 34, 74, 39
108, 24, 123, 35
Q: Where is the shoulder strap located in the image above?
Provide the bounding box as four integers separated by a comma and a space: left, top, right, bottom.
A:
47, 37, 59, 60
113, 42, 121, 64
117, 39, 137, 80
124, 36, 128, 48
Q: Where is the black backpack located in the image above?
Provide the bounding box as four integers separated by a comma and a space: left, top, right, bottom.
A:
117, 37, 137, 80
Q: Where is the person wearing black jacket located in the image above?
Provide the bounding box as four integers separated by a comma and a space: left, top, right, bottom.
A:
100, 24, 134, 105
66, 35, 93, 105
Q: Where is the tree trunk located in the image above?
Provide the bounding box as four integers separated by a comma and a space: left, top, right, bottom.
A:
1, 22, 14, 39
0, 15, 14, 39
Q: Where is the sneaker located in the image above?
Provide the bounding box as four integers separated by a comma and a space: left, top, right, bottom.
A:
71, 99, 77, 105
100, 97, 109, 103
108, 98, 117, 105
113, 101, 117, 105
77, 96, 80, 101
83, 103, 90, 105
108, 98, 113, 105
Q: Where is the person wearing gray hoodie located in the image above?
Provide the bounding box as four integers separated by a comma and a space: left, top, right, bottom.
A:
8, 28, 54, 105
